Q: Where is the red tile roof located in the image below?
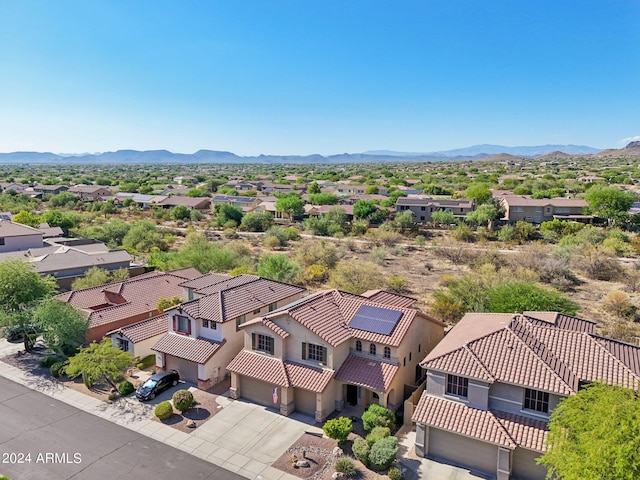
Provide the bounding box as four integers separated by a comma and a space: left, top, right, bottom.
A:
412, 394, 548, 452
360, 290, 417, 308
335, 354, 398, 392
56, 268, 201, 329
240, 316, 289, 338
179, 272, 233, 290
227, 350, 334, 393
108, 313, 168, 343
152, 334, 224, 364
423, 313, 640, 395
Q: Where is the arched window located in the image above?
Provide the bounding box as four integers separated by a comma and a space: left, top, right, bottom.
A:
369, 343, 376, 356
355, 340, 362, 352
384, 346, 391, 359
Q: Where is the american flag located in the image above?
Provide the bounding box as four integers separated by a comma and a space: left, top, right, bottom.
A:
272, 387, 278, 404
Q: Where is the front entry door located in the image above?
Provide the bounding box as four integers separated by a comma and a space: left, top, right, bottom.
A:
346, 384, 358, 406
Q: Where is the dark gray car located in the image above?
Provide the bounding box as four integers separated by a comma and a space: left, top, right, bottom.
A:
135, 369, 180, 401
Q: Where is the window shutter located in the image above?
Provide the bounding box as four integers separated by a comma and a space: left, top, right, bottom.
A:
269, 337, 274, 355
321, 347, 327, 365
252, 333, 256, 350
173, 316, 177, 332
187, 318, 191, 336
302, 342, 307, 360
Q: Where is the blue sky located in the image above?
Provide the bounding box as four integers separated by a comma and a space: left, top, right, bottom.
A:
1, 1, 638, 156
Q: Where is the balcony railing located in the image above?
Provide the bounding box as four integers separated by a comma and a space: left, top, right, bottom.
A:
349, 347, 399, 365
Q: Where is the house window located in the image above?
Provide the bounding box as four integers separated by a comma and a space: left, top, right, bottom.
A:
269, 302, 277, 312
369, 343, 376, 356
512, 206, 525, 212
175, 315, 190, 335
202, 319, 209, 328
187, 290, 194, 300
236, 314, 246, 331
409, 352, 412, 361
116, 338, 129, 352
524, 388, 549, 413
0, 237, 4, 246
383, 346, 391, 359
355, 340, 362, 352
252, 333, 274, 355
420, 206, 426, 211
446, 375, 469, 398
210, 321, 216, 330
302, 342, 327, 365
418, 344, 421, 352
253, 308, 261, 315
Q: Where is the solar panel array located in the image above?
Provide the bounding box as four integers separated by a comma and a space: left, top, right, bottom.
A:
349, 304, 403, 335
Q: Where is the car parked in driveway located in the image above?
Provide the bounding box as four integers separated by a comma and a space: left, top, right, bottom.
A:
135, 370, 180, 401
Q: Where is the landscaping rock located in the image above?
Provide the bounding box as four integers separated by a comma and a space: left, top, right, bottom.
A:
332, 447, 343, 456
186, 420, 196, 428
296, 460, 310, 468
332, 472, 345, 479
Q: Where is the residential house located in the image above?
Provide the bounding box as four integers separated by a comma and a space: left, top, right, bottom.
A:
151, 274, 306, 389
32, 184, 69, 195
499, 195, 590, 224
0, 182, 28, 193
156, 195, 211, 210
0, 220, 44, 253
56, 268, 201, 342
68, 185, 113, 201
395, 196, 474, 224
336, 184, 388, 197
211, 195, 261, 212
303, 204, 355, 222
173, 176, 198, 185
227, 289, 445, 421
108, 313, 169, 360
412, 311, 640, 480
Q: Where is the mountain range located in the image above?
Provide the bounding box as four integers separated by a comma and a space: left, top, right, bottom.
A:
0, 144, 620, 165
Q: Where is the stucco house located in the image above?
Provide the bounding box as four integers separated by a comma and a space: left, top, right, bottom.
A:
0, 220, 44, 253
150, 274, 306, 389
227, 289, 445, 421
499, 195, 590, 224
56, 268, 201, 343
412, 311, 640, 480
395, 196, 474, 224
68, 185, 113, 201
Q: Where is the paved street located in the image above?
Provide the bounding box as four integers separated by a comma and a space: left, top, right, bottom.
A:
0, 376, 244, 480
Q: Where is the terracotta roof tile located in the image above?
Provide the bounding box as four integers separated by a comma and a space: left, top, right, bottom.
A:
108, 313, 168, 343
179, 272, 233, 290
360, 290, 417, 308
151, 334, 224, 364
412, 394, 549, 451
240, 316, 289, 338
226, 350, 335, 393
335, 354, 398, 392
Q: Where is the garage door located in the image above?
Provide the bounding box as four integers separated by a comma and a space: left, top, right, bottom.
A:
240, 376, 276, 408
428, 428, 497, 477
295, 389, 316, 417
512, 448, 546, 480
165, 355, 198, 384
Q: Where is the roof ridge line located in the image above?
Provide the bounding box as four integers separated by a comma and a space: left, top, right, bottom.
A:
489, 409, 518, 449
463, 344, 496, 382
590, 334, 640, 383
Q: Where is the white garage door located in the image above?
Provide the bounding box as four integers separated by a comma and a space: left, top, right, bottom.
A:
240, 376, 277, 408
165, 355, 198, 384
512, 448, 547, 480
295, 389, 316, 417
428, 428, 498, 477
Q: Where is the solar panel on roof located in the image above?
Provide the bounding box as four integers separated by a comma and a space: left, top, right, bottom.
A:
350, 304, 403, 336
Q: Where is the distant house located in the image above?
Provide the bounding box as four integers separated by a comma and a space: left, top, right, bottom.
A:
395, 196, 474, 224
32, 184, 68, 195
499, 195, 590, 224
0, 220, 44, 253
56, 268, 201, 343
211, 195, 260, 212
412, 311, 640, 479
68, 185, 113, 201
150, 274, 306, 389
227, 289, 444, 421
304, 204, 355, 222
0, 182, 28, 193
336, 184, 388, 197
173, 176, 198, 185
156, 195, 211, 210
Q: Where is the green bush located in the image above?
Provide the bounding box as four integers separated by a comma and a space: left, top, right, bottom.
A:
366, 426, 391, 447
108, 392, 119, 401
368, 436, 399, 471
362, 404, 396, 433
172, 389, 194, 412
352, 437, 370, 466
136, 354, 155, 370
334, 456, 357, 477
50, 360, 68, 378
155, 401, 174, 420
39, 354, 63, 368
322, 416, 352, 444
118, 380, 134, 396
388, 466, 404, 480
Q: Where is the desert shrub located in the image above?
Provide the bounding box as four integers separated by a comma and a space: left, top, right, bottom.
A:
434, 245, 473, 265
350, 220, 369, 236
329, 260, 384, 294
264, 234, 284, 249
602, 290, 637, 319
497, 225, 516, 242
334, 456, 357, 477
118, 380, 134, 396
322, 417, 352, 444
602, 237, 633, 257
285, 227, 301, 240
577, 247, 623, 281
388, 466, 404, 480
368, 436, 399, 471
136, 354, 156, 370
172, 389, 194, 412
155, 401, 174, 420
362, 404, 396, 433
50, 360, 68, 378
414, 235, 426, 246
371, 247, 387, 265
367, 229, 402, 247
487, 281, 579, 315
387, 276, 408, 293
296, 240, 338, 268
257, 254, 301, 283
429, 291, 466, 323
366, 426, 391, 447
303, 264, 329, 284
352, 438, 370, 466
452, 224, 474, 242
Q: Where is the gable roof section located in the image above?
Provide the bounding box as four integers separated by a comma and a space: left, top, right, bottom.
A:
412, 394, 548, 452
0, 219, 44, 237
423, 312, 640, 395
179, 272, 233, 290
335, 354, 399, 392
179, 277, 305, 323
108, 313, 168, 343
523, 311, 596, 333
360, 290, 417, 308
152, 334, 224, 364
500, 195, 586, 208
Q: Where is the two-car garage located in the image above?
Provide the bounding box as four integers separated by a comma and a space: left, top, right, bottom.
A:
237, 376, 317, 417
165, 355, 199, 384
427, 428, 498, 476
